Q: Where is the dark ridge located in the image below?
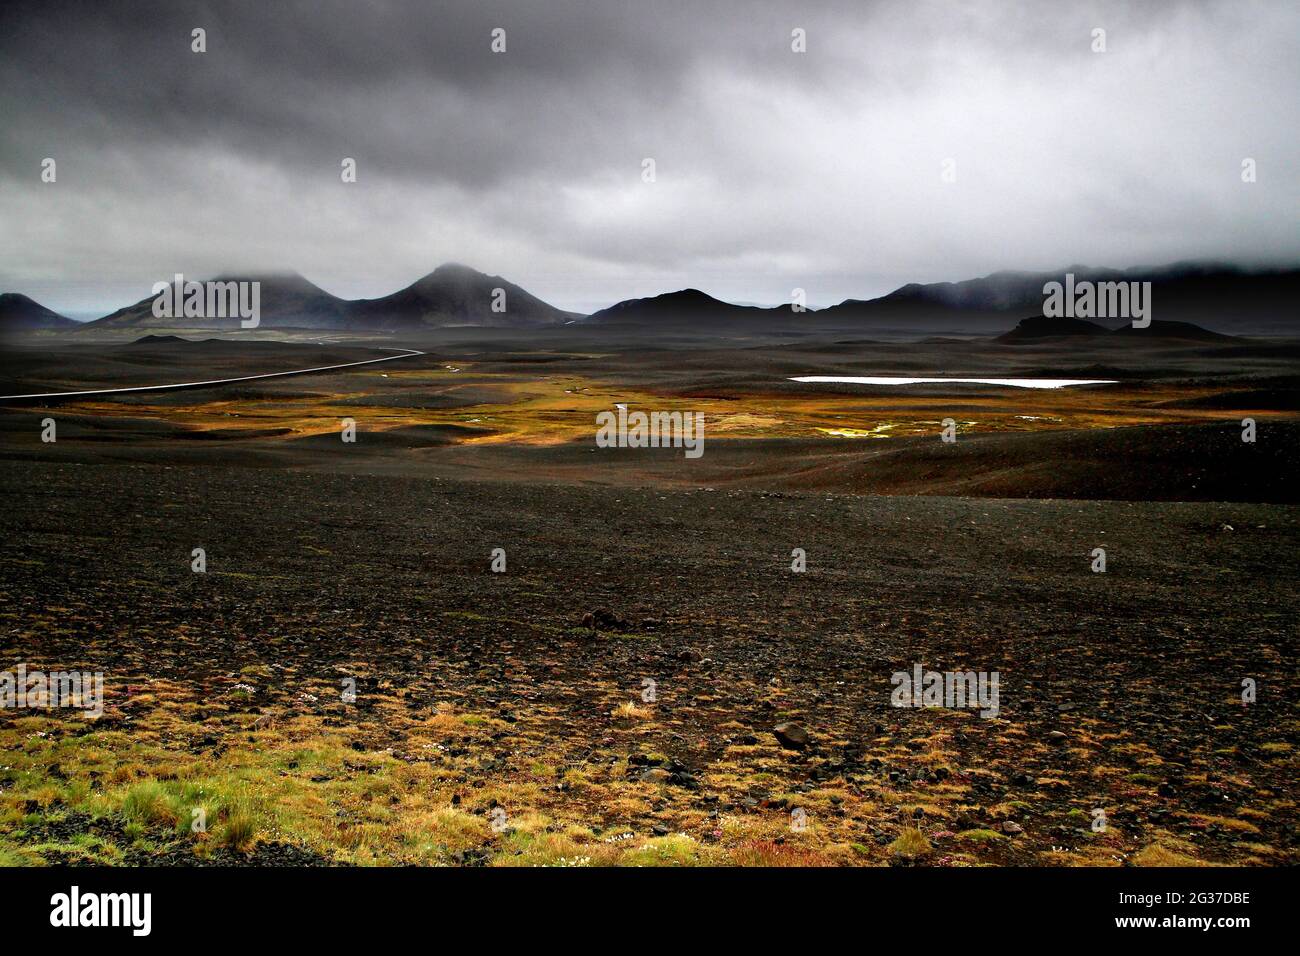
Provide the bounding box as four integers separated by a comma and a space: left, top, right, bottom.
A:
583, 289, 788, 325
0, 292, 79, 330
996, 315, 1111, 343
1111, 320, 1237, 342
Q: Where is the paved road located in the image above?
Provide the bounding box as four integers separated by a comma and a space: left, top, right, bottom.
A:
0, 347, 426, 402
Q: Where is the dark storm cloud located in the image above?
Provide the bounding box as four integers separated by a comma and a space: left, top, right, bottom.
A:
2, 0, 714, 188
1, 0, 1297, 314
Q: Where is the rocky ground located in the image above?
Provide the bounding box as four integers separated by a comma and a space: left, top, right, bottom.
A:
1, 458, 1295, 866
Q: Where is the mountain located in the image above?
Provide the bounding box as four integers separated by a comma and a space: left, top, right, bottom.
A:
821, 262, 1300, 334
0, 293, 79, 330
997, 314, 1234, 345
7, 259, 1296, 336
580, 263, 1299, 334
584, 262, 1300, 334
89, 272, 352, 330
347, 263, 578, 329
996, 315, 1111, 343
582, 289, 793, 326
1111, 319, 1236, 342
75, 265, 578, 331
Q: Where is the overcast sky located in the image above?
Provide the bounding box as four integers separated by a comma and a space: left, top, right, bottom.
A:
1, 0, 1296, 317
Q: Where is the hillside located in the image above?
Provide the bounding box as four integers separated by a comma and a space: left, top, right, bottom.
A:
347, 263, 577, 329
0, 293, 79, 331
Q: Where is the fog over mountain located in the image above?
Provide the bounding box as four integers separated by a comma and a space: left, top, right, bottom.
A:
347, 264, 580, 329
813, 262, 1300, 333
74, 264, 574, 331
4, 260, 1294, 335
1, 0, 1297, 317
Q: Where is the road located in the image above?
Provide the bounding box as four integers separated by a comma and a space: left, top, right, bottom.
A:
0, 347, 426, 402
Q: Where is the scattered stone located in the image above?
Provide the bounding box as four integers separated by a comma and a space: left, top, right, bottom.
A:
773, 722, 810, 750
581, 608, 629, 631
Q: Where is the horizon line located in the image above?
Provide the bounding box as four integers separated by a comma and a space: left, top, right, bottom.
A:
6, 256, 1300, 323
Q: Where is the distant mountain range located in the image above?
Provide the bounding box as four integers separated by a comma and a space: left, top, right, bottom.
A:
582, 262, 1298, 334
85, 264, 579, 332
3, 261, 1297, 334
814, 262, 1299, 334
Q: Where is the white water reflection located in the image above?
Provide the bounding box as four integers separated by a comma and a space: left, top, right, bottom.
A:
790, 376, 1117, 389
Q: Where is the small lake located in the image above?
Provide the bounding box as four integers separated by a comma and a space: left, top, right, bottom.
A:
789, 376, 1117, 389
